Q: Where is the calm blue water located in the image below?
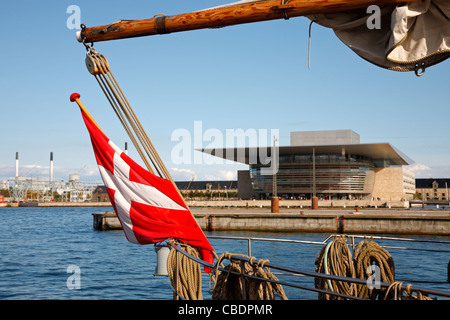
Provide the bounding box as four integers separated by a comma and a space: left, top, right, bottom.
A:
0, 207, 449, 300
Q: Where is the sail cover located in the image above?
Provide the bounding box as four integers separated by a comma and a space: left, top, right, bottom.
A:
206, 0, 449, 73
308, 0, 450, 73
79, 105, 214, 265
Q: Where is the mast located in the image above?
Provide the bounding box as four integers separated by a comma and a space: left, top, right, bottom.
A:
77, 0, 417, 43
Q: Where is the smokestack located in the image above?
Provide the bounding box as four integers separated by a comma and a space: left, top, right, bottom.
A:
125, 142, 128, 155
15, 152, 19, 178
49, 152, 54, 182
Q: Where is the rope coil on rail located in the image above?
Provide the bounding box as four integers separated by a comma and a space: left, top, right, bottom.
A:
315, 236, 357, 300
167, 239, 203, 300
314, 235, 433, 300
383, 282, 432, 300
168, 236, 435, 301
353, 238, 395, 299
167, 241, 288, 300
210, 252, 288, 300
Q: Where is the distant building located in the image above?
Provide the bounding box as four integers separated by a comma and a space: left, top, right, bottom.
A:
0, 180, 8, 190
415, 178, 450, 201
92, 185, 110, 202
91, 181, 238, 202
176, 180, 237, 200
201, 129, 416, 201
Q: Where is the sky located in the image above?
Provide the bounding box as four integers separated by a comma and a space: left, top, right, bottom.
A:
0, 0, 449, 184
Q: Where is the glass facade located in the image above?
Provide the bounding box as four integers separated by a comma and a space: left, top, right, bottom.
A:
250, 153, 375, 200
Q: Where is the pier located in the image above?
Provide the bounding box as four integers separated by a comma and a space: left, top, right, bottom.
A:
193, 208, 450, 235
3, 199, 448, 235
92, 204, 450, 236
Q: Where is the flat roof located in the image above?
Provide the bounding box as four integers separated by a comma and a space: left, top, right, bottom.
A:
201, 143, 414, 166
175, 180, 237, 190
415, 178, 450, 188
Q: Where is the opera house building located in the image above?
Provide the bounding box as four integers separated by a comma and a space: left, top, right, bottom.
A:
202, 130, 416, 201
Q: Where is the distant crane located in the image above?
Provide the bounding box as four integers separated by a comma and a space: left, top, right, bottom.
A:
187, 175, 196, 190
77, 165, 88, 174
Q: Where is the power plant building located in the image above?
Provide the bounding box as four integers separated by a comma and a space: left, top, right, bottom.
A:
203, 130, 415, 201
2, 152, 99, 203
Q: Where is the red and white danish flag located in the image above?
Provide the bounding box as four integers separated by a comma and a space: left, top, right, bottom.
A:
78, 103, 214, 266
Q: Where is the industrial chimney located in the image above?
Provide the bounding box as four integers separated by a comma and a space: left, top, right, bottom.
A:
15, 152, 19, 178
49, 152, 54, 182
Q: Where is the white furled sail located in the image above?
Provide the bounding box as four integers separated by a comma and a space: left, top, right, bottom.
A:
308, 0, 450, 74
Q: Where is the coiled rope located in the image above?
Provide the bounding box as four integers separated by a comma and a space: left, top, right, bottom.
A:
383, 282, 432, 300
168, 236, 433, 301
210, 252, 288, 300
353, 239, 395, 299
167, 239, 203, 300
167, 241, 288, 300
314, 236, 432, 300
314, 236, 357, 300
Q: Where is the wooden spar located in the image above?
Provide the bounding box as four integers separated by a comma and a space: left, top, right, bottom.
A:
78, 0, 418, 43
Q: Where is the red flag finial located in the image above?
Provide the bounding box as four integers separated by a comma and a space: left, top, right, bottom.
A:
70, 93, 81, 102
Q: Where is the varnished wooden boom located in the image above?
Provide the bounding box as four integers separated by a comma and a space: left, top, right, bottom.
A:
79, 0, 417, 43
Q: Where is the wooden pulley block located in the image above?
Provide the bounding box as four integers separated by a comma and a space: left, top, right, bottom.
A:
85, 53, 110, 75
85, 54, 100, 75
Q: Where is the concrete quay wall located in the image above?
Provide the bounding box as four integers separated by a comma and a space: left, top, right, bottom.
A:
91, 207, 450, 236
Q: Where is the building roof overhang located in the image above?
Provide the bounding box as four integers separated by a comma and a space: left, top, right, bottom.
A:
201, 143, 414, 166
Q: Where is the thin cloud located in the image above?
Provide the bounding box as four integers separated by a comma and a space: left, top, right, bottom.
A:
170, 168, 196, 181
407, 163, 450, 178
205, 170, 236, 181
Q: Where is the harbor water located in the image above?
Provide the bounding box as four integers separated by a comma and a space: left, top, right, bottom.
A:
0, 207, 448, 300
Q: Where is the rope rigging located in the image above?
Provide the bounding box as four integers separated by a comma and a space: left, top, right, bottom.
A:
82, 41, 177, 189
